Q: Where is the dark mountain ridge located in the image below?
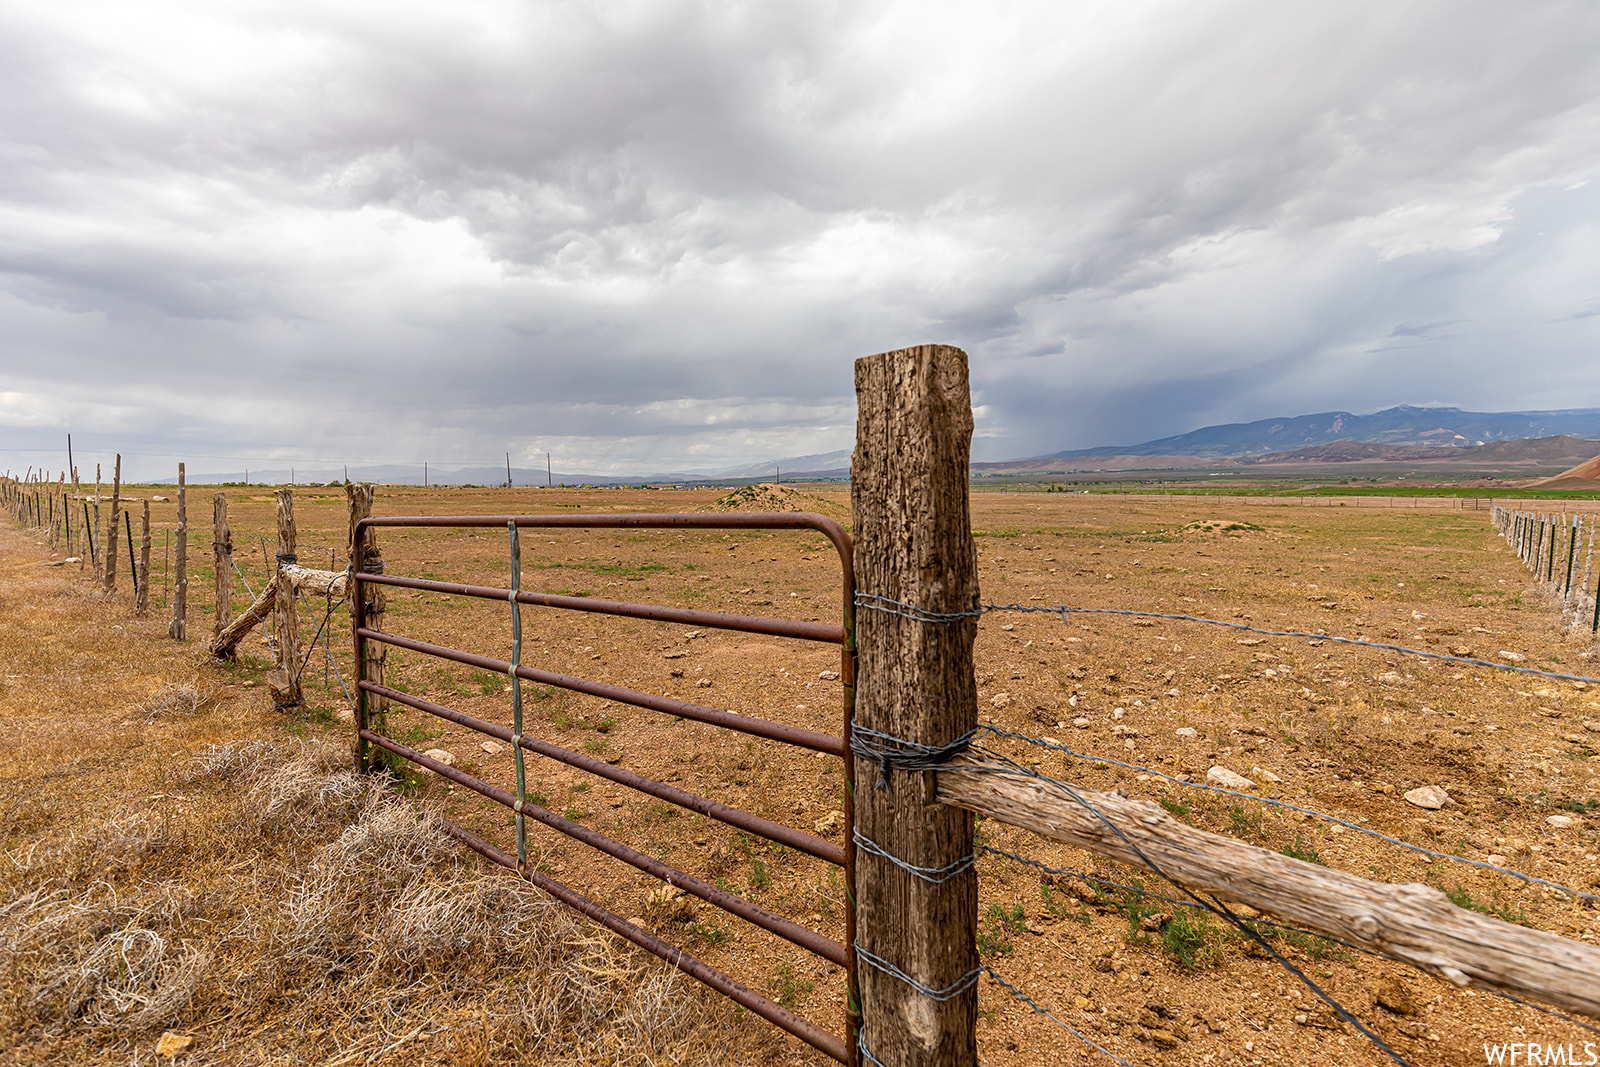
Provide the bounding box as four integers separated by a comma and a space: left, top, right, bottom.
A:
1039, 406, 1600, 459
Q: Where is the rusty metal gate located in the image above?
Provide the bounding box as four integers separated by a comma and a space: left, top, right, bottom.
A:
349, 511, 859, 1063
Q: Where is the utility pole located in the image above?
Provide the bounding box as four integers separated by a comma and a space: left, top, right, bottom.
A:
546, 453, 552, 488
507, 452, 512, 488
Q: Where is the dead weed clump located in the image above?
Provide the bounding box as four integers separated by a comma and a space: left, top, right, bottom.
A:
1, 740, 773, 1065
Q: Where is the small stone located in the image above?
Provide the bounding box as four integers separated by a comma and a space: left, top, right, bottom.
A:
1486, 853, 1507, 866
1206, 766, 1255, 790
1249, 766, 1282, 784
813, 810, 846, 836
155, 1032, 193, 1057
819, 670, 839, 680
696, 678, 713, 688
1174, 727, 1199, 739
1546, 814, 1575, 829
422, 748, 456, 772
670, 668, 684, 677
1377, 671, 1403, 685
1329, 825, 1346, 834
1072, 717, 1091, 728
990, 692, 1011, 708
1583, 720, 1600, 733
1403, 786, 1450, 810
1497, 650, 1526, 663
1001, 623, 1015, 631
663, 651, 686, 659
1374, 976, 1419, 1016
1147, 1028, 1183, 1049
648, 882, 696, 923
481, 740, 503, 754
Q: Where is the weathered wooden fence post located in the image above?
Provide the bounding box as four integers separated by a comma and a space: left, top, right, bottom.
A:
136, 500, 151, 616
92, 464, 102, 583
269, 488, 302, 709
851, 344, 979, 1066
347, 483, 388, 770
213, 492, 231, 641
168, 464, 188, 639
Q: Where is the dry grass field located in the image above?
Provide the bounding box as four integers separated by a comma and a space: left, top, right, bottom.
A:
3, 483, 1600, 1066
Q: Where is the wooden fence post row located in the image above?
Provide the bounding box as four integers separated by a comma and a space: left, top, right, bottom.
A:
1493, 506, 1600, 632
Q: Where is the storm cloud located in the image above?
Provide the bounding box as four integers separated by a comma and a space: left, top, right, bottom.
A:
2, 1, 1598, 479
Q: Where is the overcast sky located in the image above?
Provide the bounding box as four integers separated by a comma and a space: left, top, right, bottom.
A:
3, 1, 1599, 481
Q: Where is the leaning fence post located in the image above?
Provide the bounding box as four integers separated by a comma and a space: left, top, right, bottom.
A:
851, 343, 979, 1066
213, 492, 231, 641
269, 488, 302, 710
167, 464, 188, 639
347, 483, 388, 771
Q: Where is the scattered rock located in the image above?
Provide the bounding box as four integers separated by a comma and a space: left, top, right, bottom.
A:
1249, 766, 1283, 784
39, 559, 65, 567
813, 810, 845, 836
696, 678, 713, 688
151, 495, 169, 502
1448, 644, 1473, 657
1206, 766, 1255, 790
1376, 671, 1403, 685
1497, 650, 1526, 663
1072, 717, 1091, 729
1374, 976, 1419, 1016
663, 651, 686, 659
481, 740, 503, 754
990, 692, 1011, 708
1174, 727, 1199, 739
1486, 853, 1507, 866
1403, 786, 1450, 810
819, 670, 839, 681
155, 1031, 193, 1057
1583, 720, 1600, 733
647, 883, 696, 923
1546, 814, 1576, 830
422, 748, 457, 772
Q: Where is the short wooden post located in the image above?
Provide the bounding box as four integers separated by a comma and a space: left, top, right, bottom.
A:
213, 492, 232, 641
167, 464, 188, 639
136, 501, 151, 616
347, 483, 387, 769
102, 454, 122, 593
269, 488, 302, 709
851, 344, 979, 1066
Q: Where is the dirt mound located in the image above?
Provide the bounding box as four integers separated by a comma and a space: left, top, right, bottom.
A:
1182, 519, 1263, 534
700, 483, 849, 523
1530, 451, 1600, 488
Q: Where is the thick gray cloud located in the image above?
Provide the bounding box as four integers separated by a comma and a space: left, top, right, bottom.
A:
2, 0, 1598, 480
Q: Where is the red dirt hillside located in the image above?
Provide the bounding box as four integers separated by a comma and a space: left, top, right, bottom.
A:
1530, 450, 1600, 489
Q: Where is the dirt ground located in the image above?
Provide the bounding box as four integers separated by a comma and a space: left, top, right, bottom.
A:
4, 483, 1599, 1066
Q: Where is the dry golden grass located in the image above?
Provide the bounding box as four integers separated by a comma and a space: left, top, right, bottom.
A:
0, 521, 779, 1066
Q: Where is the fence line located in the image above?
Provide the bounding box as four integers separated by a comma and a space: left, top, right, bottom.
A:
1493, 505, 1600, 632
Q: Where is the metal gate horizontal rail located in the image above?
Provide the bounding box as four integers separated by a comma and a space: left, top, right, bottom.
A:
359, 572, 845, 643
350, 510, 858, 1064
361, 680, 845, 863
358, 627, 845, 754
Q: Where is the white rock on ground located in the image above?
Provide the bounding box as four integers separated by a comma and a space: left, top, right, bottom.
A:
1249, 766, 1283, 784
422, 748, 456, 772
1206, 766, 1255, 790
1174, 727, 1199, 739
990, 692, 1011, 708
1545, 814, 1576, 829
481, 740, 502, 754
1403, 785, 1450, 810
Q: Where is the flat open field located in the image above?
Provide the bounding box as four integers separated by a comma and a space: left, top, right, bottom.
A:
3, 483, 1599, 1066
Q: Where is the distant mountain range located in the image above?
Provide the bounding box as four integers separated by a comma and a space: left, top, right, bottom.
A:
1035, 406, 1600, 459
149, 406, 1600, 485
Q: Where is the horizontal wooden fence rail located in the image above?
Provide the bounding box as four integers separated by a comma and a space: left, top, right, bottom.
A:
936, 759, 1600, 1021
